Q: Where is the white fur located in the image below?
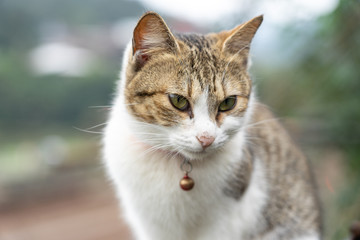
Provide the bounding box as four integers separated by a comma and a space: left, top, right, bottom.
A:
104, 108, 267, 240
293, 234, 321, 240
103, 44, 319, 240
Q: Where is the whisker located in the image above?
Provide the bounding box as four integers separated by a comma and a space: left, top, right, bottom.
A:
131, 132, 166, 136
88, 105, 111, 109
86, 122, 108, 130
124, 102, 140, 106
134, 137, 170, 142
243, 118, 280, 130
140, 143, 174, 157
73, 126, 103, 134
126, 137, 170, 146
132, 129, 164, 135
128, 121, 167, 131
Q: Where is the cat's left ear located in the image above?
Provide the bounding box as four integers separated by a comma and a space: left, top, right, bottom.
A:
132, 12, 179, 68
222, 15, 263, 55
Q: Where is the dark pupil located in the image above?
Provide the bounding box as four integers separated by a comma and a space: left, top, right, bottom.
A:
169, 94, 188, 111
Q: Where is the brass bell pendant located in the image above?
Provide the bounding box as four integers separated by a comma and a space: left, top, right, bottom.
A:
180, 159, 194, 191
180, 173, 194, 191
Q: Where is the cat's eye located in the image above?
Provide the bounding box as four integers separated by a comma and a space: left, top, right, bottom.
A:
169, 94, 189, 111
218, 96, 237, 112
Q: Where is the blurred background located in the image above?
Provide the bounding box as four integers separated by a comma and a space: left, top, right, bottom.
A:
0, 0, 359, 239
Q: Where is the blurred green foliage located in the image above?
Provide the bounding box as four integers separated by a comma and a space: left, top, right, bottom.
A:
257, 0, 360, 171
0, 52, 116, 129
0, 0, 145, 130
304, 0, 360, 184
257, 1, 360, 238
300, 0, 360, 149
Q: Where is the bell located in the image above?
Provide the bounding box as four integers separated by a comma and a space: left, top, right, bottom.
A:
180, 174, 194, 191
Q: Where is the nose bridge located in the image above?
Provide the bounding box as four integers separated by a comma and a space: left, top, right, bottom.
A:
194, 114, 214, 131
193, 92, 216, 136
192, 86, 219, 121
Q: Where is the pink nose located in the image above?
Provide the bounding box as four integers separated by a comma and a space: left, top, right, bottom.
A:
196, 135, 215, 149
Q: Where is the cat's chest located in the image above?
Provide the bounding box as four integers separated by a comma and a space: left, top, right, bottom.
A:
104, 119, 265, 239
116, 150, 241, 236
108, 128, 236, 203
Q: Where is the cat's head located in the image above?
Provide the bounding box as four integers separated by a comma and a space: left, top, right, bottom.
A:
122, 12, 262, 160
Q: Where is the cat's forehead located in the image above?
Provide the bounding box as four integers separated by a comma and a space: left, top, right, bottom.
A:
174, 34, 218, 96
176, 34, 215, 51
174, 33, 250, 101
176, 33, 220, 66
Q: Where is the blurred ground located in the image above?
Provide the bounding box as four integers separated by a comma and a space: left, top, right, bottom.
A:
0, 170, 132, 240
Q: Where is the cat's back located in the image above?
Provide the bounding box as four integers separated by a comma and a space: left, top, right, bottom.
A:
247, 103, 322, 238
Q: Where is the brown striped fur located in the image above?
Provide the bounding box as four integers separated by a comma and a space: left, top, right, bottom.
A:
248, 104, 322, 238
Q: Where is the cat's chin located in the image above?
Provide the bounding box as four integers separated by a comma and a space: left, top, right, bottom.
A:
179, 149, 213, 161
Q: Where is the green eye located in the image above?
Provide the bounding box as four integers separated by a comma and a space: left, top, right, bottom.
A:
169, 94, 189, 111
219, 96, 237, 112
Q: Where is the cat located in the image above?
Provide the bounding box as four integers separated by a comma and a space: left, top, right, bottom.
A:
103, 11, 322, 240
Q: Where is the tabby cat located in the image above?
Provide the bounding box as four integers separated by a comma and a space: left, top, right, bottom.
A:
103, 12, 322, 240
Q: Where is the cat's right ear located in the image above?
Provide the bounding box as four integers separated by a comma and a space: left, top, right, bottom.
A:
132, 12, 178, 69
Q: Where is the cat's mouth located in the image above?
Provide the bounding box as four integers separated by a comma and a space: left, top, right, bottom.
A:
179, 148, 213, 161
129, 134, 213, 160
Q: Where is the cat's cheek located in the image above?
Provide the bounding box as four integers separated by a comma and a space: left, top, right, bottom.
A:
179, 118, 194, 130
220, 116, 244, 136
216, 110, 247, 128
217, 112, 240, 127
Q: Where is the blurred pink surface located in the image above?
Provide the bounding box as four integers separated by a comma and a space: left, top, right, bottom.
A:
0, 187, 132, 240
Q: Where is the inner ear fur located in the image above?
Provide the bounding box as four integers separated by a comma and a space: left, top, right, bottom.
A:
222, 15, 263, 55
133, 12, 178, 56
